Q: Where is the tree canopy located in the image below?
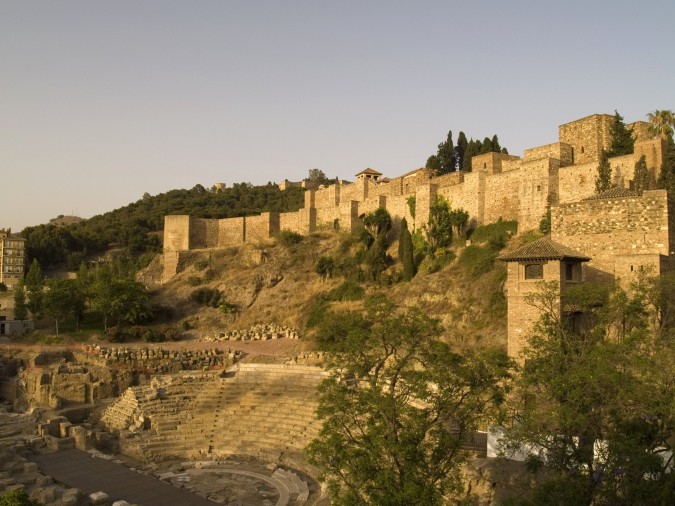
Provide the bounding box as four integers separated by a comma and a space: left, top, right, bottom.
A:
504, 274, 675, 505
308, 295, 512, 505
606, 110, 634, 157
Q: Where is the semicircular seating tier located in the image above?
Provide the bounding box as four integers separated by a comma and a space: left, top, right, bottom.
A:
101, 364, 330, 466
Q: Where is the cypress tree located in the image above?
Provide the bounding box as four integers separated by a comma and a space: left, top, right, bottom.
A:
595, 150, 612, 193
607, 110, 634, 157
13, 281, 28, 320
632, 155, 650, 193
436, 131, 455, 175
455, 132, 468, 171
398, 218, 415, 281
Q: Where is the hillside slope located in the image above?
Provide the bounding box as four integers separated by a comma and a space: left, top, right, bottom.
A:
146, 228, 514, 351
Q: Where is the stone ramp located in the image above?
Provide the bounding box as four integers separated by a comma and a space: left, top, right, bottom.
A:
31, 449, 214, 506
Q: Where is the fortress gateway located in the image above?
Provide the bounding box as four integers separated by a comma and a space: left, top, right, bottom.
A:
162, 113, 674, 358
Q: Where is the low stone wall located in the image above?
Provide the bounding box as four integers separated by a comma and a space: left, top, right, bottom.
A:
84, 346, 244, 373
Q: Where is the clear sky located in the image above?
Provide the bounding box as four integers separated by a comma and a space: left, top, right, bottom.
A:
2, 0, 674, 231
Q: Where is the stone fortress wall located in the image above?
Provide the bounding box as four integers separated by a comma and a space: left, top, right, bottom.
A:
162, 114, 666, 281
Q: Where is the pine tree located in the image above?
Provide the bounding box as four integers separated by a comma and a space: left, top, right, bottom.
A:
462, 140, 479, 171
607, 110, 634, 157
398, 218, 415, 281
595, 150, 612, 193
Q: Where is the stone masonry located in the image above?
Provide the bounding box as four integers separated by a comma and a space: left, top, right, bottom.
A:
161, 113, 665, 282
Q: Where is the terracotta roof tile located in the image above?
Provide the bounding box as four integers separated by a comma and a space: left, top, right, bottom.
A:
582, 187, 640, 201
499, 237, 591, 262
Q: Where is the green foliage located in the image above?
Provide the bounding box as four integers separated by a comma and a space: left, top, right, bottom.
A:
43, 278, 86, 335
315, 256, 335, 280
327, 279, 365, 301
79, 259, 153, 331
13, 282, 28, 320
21, 182, 305, 268
25, 258, 44, 318
424, 196, 453, 250
189, 287, 223, 307
0, 489, 40, 506
0, 282, 6, 292
459, 244, 498, 278
467, 219, 517, 244
363, 235, 389, 281
398, 218, 415, 281
362, 208, 392, 239
595, 150, 612, 193
505, 276, 675, 505
539, 210, 551, 234
606, 110, 635, 157
646, 109, 675, 140
406, 195, 416, 219
657, 136, 675, 192
418, 249, 456, 275
307, 295, 513, 505
360, 209, 393, 281
277, 229, 303, 247
632, 155, 654, 193
219, 301, 238, 315
193, 258, 209, 271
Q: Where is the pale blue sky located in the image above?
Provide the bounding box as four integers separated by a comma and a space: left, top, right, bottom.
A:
2, 1, 674, 230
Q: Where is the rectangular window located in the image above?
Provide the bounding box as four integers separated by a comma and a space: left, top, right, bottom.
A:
525, 263, 544, 279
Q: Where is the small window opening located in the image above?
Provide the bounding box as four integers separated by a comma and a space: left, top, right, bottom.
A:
525, 263, 544, 279
565, 263, 575, 281
580, 146, 585, 154
483, 162, 487, 169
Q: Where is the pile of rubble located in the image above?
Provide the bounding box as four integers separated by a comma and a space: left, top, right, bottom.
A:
204, 323, 300, 342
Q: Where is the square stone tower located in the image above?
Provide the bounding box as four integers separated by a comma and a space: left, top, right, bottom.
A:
500, 237, 591, 361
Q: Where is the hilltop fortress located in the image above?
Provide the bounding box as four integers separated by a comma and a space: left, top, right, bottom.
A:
163, 113, 667, 281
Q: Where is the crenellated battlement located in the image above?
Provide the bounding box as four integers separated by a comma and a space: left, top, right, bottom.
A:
161, 113, 666, 282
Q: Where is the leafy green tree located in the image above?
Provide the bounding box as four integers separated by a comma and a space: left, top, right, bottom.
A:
424, 196, 453, 251
398, 218, 415, 281
632, 155, 653, 193
449, 208, 469, 238
406, 195, 416, 220
607, 110, 634, 157
505, 277, 675, 506
43, 278, 85, 335
13, 281, 28, 320
362, 208, 392, 240
425, 155, 441, 173
363, 235, 388, 281
24, 259, 44, 318
307, 295, 512, 505
595, 150, 612, 193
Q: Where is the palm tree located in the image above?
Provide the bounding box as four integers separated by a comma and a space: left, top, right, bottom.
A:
646, 110, 675, 139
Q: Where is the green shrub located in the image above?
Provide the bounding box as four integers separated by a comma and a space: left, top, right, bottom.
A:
328, 279, 365, 301
189, 287, 222, 307
0, 489, 41, 506
306, 296, 330, 329
187, 275, 203, 286
219, 301, 238, 314
277, 229, 303, 247
315, 256, 335, 280
420, 249, 456, 274
194, 258, 209, 271
459, 245, 498, 278
467, 219, 517, 246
